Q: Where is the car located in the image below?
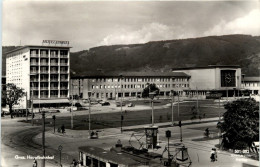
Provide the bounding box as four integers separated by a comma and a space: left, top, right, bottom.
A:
128, 103, 135, 107
116, 101, 126, 107
101, 102, 110, 106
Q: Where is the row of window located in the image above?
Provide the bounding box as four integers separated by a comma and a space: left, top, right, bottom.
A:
242, 83, 260, 87
91, 77, 189, 83
90, 83, 189, 90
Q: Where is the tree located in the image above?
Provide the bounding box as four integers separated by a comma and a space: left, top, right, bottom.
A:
142, 83, 160, 98
218, 98, 259, 149
6, 83, 25, 118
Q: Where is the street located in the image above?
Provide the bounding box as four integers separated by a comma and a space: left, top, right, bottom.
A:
1, 116, 258, 167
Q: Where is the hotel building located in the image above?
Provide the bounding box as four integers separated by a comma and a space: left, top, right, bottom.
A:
6, 45, 71, 108
71, 71, 190, 100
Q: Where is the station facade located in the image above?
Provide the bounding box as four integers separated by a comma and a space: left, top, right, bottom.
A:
71, 71, 190, 100
172, 65, 242, 98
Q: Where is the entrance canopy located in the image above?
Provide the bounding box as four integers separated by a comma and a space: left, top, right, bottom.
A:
33, 98, 70, 104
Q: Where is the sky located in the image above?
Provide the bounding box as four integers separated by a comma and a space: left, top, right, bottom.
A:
2, 0, 260, 52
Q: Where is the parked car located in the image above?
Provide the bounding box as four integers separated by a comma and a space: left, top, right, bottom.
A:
128, 103, 135, 107
116, 101, 126, 107
101, 102, 110, 106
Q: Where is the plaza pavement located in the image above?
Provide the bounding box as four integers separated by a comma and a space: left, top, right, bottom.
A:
32, 117, 259, 167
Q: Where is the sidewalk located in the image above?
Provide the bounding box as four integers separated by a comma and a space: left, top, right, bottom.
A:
48, 117, 221, 139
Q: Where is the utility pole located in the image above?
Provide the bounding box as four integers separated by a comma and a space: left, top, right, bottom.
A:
179, 121, 183, 142
42, 111, 45, 167
88, 91, 92, 138
171, 91, 174, 126
196, 87, 199, 115
25, 92, 28, 121
31, 83, 34, 126
71, 81, 74, 129
177, 92, 180, 119
120, 75, 123, 133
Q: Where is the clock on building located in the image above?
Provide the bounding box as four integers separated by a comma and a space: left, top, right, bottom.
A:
225, 74, 232, 83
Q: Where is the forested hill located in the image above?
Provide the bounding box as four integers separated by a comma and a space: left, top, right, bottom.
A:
70, 34, 260, 77
2, 35, 260, 77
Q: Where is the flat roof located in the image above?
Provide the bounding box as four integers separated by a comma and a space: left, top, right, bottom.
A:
5, 45, 72, 55
32, 98, 70, 104
72, 71, 190, 79
78, 146, 139, 166
244, 77, 260, 82
172, 65, 241, 71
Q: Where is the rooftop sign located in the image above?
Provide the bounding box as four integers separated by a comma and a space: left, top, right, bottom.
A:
42, 40, 69, 46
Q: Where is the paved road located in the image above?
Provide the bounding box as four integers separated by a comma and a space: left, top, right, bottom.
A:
1, 117, 258, 167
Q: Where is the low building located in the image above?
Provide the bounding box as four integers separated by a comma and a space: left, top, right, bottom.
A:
78, 145, 162, 167
242, 76, 260, 95
71, 71, 190, 100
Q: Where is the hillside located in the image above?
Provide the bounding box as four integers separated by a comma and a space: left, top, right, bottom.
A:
2, 35, 260, 77
70, 34, 260, 77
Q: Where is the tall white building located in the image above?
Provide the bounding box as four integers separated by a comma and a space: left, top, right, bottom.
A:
6, 45, 71, 108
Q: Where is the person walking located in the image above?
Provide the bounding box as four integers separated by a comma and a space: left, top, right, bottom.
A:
32, 158, 37, 167
213, 148, 217, 161
205, 128, 209, 137
210, 148, 216, 162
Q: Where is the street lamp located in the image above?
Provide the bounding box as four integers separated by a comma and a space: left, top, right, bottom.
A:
88, 91, 92, 138
170, 90, 174, 126
149, 91, 156, 126
119, 75, 124, 133
42, 111, 46, 167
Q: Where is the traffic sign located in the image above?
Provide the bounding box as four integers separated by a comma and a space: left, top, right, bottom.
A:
58, 145, 63, 151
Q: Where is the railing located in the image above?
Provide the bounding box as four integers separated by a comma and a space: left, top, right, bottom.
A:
30, 71, 38, 74
30, 62, 38, 65
30, 54, 38, 57
31, 87, 39, 90
50, 87, 58, 90
60, 71, 68, 74
30, 79, 39, 82
40, 54, 48, 58
40, 71, 48, 73
60, 55, 68, 58
40, 62, 49, 66
50, 54, 58, 58
60, 87, 68, 90
40, 79, 48, 82
50, 95, 58, 98
50, 63, 58, 66
50, 79, 59, 82
50, 71, 58, 74
41, 95, 48, 98
60, 63, 68, 66
40, 87, 48, 90
60, 78, 68, 81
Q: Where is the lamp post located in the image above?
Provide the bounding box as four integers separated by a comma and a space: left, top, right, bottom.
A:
120, 75, 123, 133
170, 90, 174, 126
30, 83, 34, 126
88, 91, 92, 137
71, 82, 74, 129
25, 92, 28, 121
42, 111, 46, 167
166, 130, 172, 166
149, 92, 156, 126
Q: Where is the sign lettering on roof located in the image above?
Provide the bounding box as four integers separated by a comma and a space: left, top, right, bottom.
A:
42, 40, 69, 46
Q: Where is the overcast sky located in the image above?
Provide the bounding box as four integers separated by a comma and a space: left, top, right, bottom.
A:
3, 0, 260, 52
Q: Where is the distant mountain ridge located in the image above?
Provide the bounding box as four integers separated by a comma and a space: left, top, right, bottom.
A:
2, 34, 260, 77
